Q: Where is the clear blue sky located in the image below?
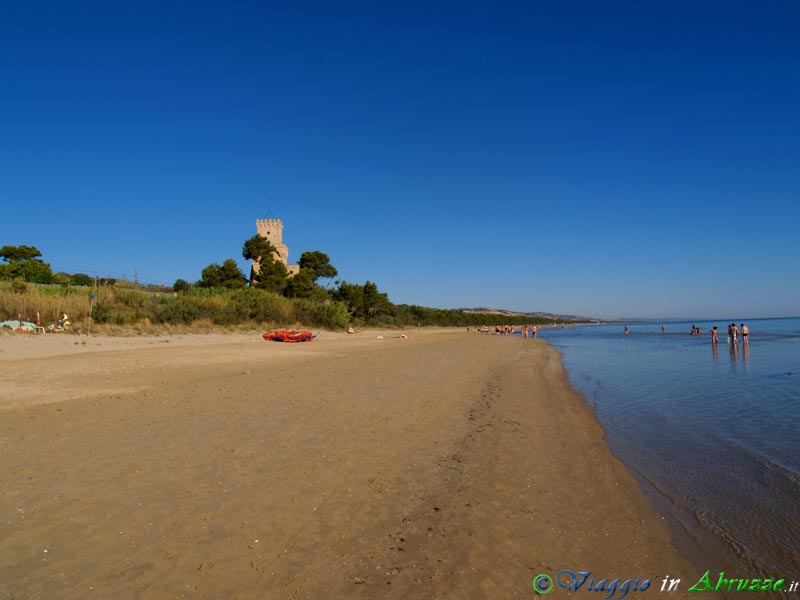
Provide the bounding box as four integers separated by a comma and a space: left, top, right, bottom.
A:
2, 1, 798, 319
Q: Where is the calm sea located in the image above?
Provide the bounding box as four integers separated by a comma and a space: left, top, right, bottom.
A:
539, 318, 800, 582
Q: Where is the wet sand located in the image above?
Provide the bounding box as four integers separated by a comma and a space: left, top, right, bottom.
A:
1, 330, 698, 599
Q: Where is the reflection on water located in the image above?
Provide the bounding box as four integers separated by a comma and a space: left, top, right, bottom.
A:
541, 318, 800, 583
725, 337, 753, 373
729, 340, 739, 372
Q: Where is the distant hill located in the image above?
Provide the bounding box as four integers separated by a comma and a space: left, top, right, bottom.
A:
460, 307, 601, 323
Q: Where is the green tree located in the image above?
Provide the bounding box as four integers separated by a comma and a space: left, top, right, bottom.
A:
52, 272, 71, 285
284, 268, 315, 298
173, 278, 192, 293
331, 281, 365, 317
198, 259, 246, 289
0, 244, 54, 283
16, 260, 55, 283
219, 259, 247, 289
331, 280, 390, 319
0, 244, 43, 262
70, 273, 93, 286
362, 281, 391, 318
298, 251, 337, 283
198, 263, 222, 288
242, 235, 276, 287
254, 254, 288, 293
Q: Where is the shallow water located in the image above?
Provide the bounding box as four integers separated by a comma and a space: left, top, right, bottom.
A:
540, 318, 800, 582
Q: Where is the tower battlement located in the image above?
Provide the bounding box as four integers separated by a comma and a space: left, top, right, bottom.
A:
256, 219, 284, 244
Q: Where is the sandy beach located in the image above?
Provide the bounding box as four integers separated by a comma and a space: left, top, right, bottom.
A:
1, 329, 697, 599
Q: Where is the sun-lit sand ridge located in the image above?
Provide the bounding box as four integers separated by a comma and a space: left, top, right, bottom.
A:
1, 330, 697, 599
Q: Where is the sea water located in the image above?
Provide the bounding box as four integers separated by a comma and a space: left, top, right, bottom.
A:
539, 318, 800, 583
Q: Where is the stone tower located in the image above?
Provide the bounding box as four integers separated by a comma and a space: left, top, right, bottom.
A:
253, 218, 299, 277
256, 219, 289, 263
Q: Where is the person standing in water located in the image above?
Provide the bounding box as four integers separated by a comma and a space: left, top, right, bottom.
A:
624, 326, 630, 335
662, 325, 666, 334
711, 326, 719, 344
741, 323, 749, 344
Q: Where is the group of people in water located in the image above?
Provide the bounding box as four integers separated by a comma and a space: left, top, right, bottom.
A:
468, 324, 539, 338
624, 323, 750, 344
493, 324, 539, 338
710, 323, 749, 345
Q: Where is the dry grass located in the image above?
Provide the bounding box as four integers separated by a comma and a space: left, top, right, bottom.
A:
0, 282, 94, 326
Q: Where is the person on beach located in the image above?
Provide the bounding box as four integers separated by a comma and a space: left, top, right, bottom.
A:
532, 325, 538, 339
624, 326, 629, 335
711, 326, 718, 344
662, 325, 666, 334
727, 323, 733, 343
732, 323, 739, 343
741, 323, 749, 344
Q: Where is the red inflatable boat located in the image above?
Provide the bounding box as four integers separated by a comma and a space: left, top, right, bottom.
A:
262, 330, 315, 342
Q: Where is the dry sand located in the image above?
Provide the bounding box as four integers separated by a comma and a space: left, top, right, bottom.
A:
1, 330, 700, 599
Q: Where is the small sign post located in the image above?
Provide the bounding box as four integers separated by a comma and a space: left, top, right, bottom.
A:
88, 293, 96, 336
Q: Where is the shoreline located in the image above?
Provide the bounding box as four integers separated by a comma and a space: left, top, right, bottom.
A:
1, 330, 701, 598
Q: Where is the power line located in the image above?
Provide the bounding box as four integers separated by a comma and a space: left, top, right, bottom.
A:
49, 265, 172, 287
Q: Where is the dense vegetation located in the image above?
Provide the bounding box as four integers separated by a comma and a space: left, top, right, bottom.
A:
1, 242, 574, 331
0, 244, 114, 288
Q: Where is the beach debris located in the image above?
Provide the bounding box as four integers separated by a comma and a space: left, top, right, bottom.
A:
347, 327, 356, 334
1, 319, 38, 332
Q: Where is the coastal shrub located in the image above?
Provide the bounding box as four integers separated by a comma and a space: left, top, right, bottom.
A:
230, 288, 293, 323
173, 279, 192, 293
0, 280, 577, 333
70, 273, 93, 286
292, 298, 349, 330
161, 300, 200, 324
